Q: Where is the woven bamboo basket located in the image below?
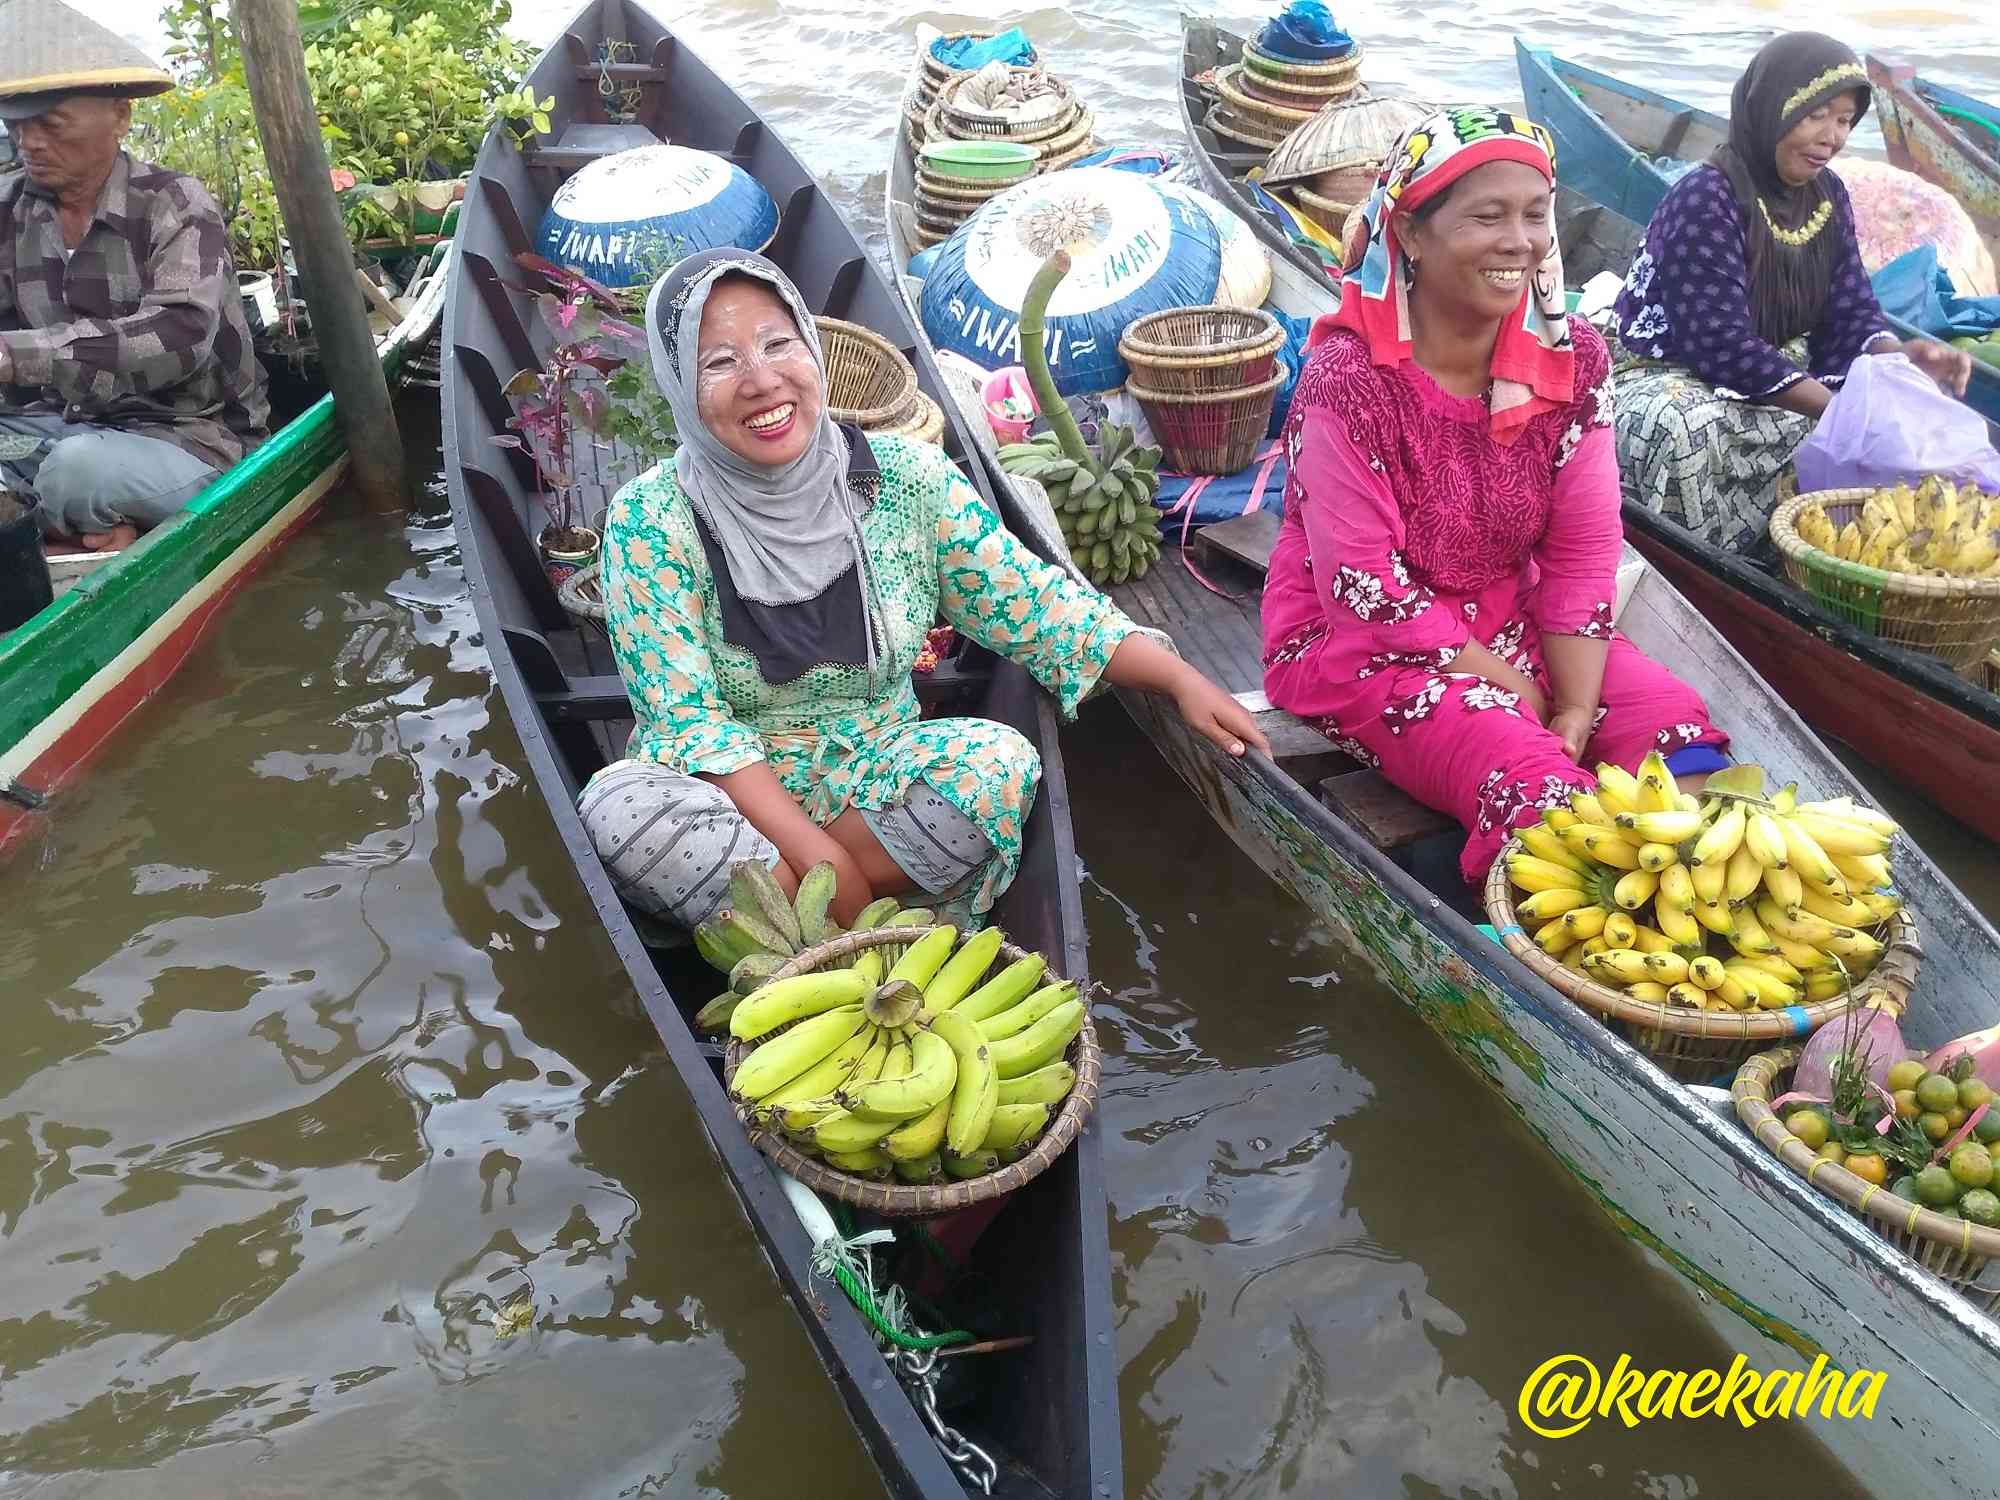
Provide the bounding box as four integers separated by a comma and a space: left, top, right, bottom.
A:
922, 31, 1030, 93
1026, 106, 1096, 163
1038, 136, 1102, 172
874, 390, 946, 445
723, 927, 1102, 1215
1483, 839, 1923, 1082
936, 71, 1078, 144
1735, 1047, 2000, 1309
1291, 184, 1357, 234
1241, 37, 1365, 84
1128, 371, 1284, 475
1206, 106, 1289, 153
917, 164, 1030, 198
1770, 489, 2000, 671
1117, 306, 1283, 395
914, 202, 977, 237
1215, 66, 1325, 131
557, 559, 610, 638
817, 316, 917, 428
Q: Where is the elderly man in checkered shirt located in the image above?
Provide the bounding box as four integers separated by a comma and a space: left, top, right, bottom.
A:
0, 0, 269, 553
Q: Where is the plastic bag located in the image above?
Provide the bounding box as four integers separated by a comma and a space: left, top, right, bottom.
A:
1794, 352, 2000, 493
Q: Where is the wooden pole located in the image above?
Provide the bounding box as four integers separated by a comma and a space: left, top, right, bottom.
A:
235, 0, 406, 511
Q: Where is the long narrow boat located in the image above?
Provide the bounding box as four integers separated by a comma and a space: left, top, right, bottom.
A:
896, 20, 2000, 1495
1514, 41, 2000, 840
1867, 54, 2000, 255
1516, 41, 2000, 428
0, 240, 452, 844
440, 4, 1118, 1496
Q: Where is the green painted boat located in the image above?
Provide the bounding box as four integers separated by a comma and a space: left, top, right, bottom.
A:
0, 243, 453, 843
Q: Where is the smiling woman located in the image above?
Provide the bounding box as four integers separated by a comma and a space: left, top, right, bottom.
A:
578, 248, 1263, 930
1260, 107, 1729, 884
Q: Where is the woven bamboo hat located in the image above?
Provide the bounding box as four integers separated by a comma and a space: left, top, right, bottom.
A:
0, 0, 173, 121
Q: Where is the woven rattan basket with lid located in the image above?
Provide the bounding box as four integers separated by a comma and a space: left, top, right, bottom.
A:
1770, 488, 2000, 671
723, 927, 1102, 1216
816, 316, 918, 429
1117, 306, 1284, 395
936, 69, 1078, 143
1735, 1046, 2000, 1310
1482, 836, 1923, 1082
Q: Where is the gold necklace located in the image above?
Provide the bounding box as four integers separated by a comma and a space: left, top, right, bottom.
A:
1759, 196, 1832, 248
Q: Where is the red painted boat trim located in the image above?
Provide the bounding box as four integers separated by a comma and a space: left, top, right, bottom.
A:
0, 496, 324, 853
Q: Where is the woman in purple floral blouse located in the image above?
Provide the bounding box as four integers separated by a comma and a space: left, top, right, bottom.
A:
1611, 32, 1970, 553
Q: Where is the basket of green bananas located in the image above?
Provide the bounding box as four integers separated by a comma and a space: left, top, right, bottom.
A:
720, 914, 1101, 1214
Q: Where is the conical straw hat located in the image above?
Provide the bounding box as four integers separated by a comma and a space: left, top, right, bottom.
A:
0, 0, 172, 116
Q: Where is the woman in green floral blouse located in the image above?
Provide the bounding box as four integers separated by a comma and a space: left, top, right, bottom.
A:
578, 249, 1263, 928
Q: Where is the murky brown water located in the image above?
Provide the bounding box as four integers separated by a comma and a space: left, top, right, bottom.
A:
20, 1, 2000, 1495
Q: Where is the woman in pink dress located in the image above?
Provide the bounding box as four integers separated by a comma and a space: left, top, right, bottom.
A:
1261, 107, 1729, 883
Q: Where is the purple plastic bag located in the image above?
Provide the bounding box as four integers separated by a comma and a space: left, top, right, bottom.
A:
1794, 353, 2000, 493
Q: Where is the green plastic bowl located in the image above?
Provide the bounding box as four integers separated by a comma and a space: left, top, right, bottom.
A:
918, 140, 1038, 182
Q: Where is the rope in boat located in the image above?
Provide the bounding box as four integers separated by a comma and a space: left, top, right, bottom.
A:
822, 1198, 975, 1350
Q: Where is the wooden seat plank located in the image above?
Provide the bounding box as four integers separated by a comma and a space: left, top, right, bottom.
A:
1315, 769, 1457, 852
1193, 510, 1281, 576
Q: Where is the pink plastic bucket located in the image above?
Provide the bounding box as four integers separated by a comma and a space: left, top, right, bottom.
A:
980, 366, 1038, 444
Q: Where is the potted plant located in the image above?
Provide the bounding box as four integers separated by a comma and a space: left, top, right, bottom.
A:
494, 256, 652, 587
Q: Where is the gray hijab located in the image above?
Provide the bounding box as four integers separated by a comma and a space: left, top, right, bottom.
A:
643, 249, 870, 613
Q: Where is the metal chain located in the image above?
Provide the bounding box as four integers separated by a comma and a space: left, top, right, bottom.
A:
892, 1348, 999, 1495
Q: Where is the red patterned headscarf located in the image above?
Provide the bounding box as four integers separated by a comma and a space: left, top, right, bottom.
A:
1313, 106, 1572, 445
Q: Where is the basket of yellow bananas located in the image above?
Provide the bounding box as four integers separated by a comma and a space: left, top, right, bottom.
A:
1771, 480, 2000, 670
712, 888, 1100, 1215
1483, 758, 1923, 1083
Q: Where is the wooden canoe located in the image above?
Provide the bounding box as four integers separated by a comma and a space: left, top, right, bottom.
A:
884, 18, 2000, 1495
1868, 54, 2000, 256
1513, 41, 2000, 840
0, 238, 452, 848
440, 4, 1119, 1496
1515, 40, 2000, 428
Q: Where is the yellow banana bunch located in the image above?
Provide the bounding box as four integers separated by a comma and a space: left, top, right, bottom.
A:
727, 925, 1083, 1185
1795, 479, 2000, 578
1508, 768, 1906, 1010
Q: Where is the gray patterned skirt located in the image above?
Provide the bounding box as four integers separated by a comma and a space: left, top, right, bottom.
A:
1612, 357, 1812, 556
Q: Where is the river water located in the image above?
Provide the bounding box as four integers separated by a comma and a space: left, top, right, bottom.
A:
12, 1, 1999, 1495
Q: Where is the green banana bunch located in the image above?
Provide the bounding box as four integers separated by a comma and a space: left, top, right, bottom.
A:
999, 425, 1162, 589
695, 861, 852, 986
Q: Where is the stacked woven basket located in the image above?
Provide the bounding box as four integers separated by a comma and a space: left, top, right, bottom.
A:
912, 140, 1037, 248
818, 316, 944, 445
910, 64, 1099, 247
906, 30, 1038, 148
1207, 35, 1364, 154
1118, 306, 1286, 476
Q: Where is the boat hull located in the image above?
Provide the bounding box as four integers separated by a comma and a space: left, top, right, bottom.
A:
1626, 526, 2000, 844
1870, 55, 2000, 255
1120, 678, 2000, 1498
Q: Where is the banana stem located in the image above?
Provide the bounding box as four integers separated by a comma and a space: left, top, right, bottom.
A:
1019, 250, 1093, 468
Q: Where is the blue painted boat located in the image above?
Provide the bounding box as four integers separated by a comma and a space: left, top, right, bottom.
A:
1514, 40, 2000, 428
1868, 54, 2000, 253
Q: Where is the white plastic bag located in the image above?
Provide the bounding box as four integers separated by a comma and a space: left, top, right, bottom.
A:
1793, 352, 2000, 493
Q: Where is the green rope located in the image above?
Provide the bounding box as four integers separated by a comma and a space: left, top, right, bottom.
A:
1933, 102, 2000, 148
825, 1261, 974, 1349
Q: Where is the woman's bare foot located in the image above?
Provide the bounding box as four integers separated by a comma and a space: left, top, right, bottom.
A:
78, 523, 138, 552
